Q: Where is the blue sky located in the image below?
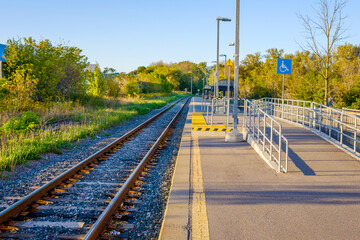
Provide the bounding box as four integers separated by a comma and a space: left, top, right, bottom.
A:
1, 0, 359, 73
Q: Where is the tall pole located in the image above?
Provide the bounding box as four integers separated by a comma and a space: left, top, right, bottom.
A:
203, 77, 204, 93
282, 74, 285, 118
213, 69, 215, 86
191, 75, 193, 94
226, 63, 231, 126
216, 20, 220, 98
233, 0, 240, 131
224, 55, 227, 79
212, 65, 217, 97
282, 74, 285, 99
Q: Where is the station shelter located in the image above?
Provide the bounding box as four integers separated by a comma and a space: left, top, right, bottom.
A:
202, 86, 212, 99
210, 79, 234, 98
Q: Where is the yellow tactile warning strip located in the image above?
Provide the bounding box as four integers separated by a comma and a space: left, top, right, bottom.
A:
191, 136, 210, 240
192, 112, 210, 127
192, 127, 232, 132
192, 112, 232, 132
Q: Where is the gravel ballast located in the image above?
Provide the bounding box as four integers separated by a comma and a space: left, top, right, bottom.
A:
0, 98, 189, 239
0, 100, 178, 208
112, 99, 189, 239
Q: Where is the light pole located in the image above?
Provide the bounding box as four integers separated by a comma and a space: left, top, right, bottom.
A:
203, 77, 204, 93
225, 0, 243, 142
191, 75, 193, 94
233, 1, 239, 130
211, 61, 217, 96
227, 43, 235, 126
216, 17, 231, 98
220, 54, 227, 79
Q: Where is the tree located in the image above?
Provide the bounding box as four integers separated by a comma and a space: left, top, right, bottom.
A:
124, 77, 139, 96
103, 67, 120, 97
239, 53, 262, 98
332, 44, 360, 107
57, 45, 89, 99
262, 48, 284, 97
299, 0, 347, 105
4, 37, 88, 102
285, 51, 323, 102
89, 65, 106, 97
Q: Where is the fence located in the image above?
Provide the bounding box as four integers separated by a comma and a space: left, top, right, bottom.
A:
244, 99, 289, 173
204, 97, 245, 127
255, 98, 360, 158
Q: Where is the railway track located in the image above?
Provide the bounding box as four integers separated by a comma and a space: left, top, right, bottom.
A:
0, 97, 190, 239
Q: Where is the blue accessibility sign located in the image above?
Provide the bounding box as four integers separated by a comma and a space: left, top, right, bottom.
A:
277, 59, 292, 74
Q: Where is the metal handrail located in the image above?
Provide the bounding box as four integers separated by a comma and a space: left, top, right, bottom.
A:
244, 99, 289, 173
207, 98, 227, 125
256, 98, 360, 157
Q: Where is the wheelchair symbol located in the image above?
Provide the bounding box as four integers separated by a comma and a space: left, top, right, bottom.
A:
279, 61, 289, 73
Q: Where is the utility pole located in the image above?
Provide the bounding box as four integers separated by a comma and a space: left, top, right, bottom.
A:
203, 77, 204, 93
191, 75, 193, 94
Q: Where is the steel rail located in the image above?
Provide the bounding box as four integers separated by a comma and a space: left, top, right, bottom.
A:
83, 98, 190, 240
0, 98, 184, 225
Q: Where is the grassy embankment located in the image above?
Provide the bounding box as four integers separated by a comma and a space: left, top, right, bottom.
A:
0, 93, 184, 173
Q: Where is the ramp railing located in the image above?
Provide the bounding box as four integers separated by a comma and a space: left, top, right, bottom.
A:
244, 99, 289, 173
206, 97, 230, 126
255, 98, 360, 158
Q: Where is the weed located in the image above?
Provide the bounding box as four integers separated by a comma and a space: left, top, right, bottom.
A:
0, 94, 183, 172
1, 111, 40, 133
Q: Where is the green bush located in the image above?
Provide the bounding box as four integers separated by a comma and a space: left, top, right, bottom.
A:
0, 78, 10, 99
1, 111, 40, 133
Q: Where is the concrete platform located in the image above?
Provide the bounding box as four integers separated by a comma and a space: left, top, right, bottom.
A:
159, 97, 360, 240
190, 98, 233, 133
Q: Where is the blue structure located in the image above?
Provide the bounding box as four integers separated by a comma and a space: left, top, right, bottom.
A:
276, 58, 292, 75
0, 44, 6, 78
0, 44, 5, 62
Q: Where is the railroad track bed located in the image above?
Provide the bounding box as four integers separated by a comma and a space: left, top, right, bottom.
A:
0, 98, 189, 239
100, 111, 187, 239
0, 100, 174, 206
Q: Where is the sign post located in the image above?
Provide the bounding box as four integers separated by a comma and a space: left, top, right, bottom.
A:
277, 59, 292, 118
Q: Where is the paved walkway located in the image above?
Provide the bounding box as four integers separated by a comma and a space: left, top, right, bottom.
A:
160, 97, 360, 240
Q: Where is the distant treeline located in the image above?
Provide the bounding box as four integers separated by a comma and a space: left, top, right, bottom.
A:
0, 38, 206, 111
0, 37, 359, 111
111, 61, 207, 97
210, 46, 360, 108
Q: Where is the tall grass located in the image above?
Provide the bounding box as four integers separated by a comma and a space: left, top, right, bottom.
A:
0, 94, 182, 172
